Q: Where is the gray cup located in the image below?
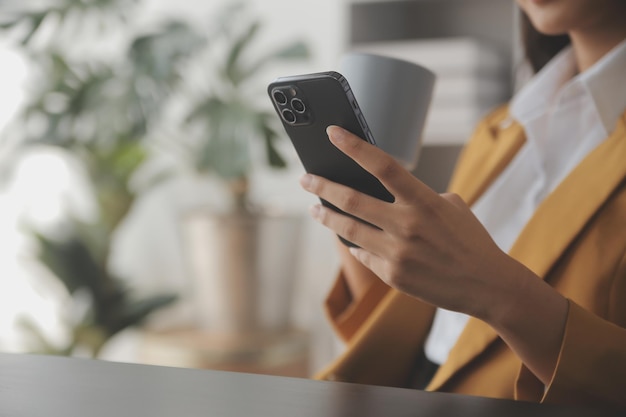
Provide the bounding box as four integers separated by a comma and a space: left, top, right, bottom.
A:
339, 52, 436, 170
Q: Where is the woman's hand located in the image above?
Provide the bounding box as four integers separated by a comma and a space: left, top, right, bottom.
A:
300, 125, 518, 320
300, 126, 568, 384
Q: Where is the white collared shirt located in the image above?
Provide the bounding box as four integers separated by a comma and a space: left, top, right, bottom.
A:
424, 39, 626, 366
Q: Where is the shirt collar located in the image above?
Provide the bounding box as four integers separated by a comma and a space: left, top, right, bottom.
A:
580, 38, 626, 135
510, 38, 626, 136
509, 46, 577, 126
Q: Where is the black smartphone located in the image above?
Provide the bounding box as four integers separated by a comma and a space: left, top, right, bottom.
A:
268, 71, 394, 247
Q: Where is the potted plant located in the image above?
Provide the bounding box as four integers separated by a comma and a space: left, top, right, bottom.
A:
166, 3, 311, 335
2, 0, 311, 358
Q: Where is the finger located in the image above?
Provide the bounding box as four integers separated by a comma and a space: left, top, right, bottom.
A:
309, 203, 389, 254
300, 173, 392, 228
348, 246, 386, 280
326, 125, 438, 203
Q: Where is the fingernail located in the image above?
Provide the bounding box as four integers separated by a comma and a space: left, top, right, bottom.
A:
300, 174, 313, 189
309, 204, 322, 219
327, 125, 346, 143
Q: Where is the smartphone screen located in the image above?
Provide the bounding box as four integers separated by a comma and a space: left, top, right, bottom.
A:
268, 71, 394, 246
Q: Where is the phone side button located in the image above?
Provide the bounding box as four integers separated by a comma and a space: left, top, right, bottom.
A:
340, 77, 350, 91
358, 113, 367, 128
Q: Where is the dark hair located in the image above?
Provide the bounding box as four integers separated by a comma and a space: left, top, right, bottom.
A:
521, 11, 571, 73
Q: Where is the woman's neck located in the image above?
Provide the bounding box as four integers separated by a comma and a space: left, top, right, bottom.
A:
570, 24, 626, 72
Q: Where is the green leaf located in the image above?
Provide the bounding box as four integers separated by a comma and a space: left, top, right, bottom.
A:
185, 97, 226, 124
21, 12, 48, 46
264, 130, 287, 169
35, 232, 106, 295
270, 41, 310, 60
113, 294, 178, 332
258, 113, 287, 168
0, 18, 21, 30
129, 20, 205, 87
204, 116, 250, 179
225, 20, 261, 85
73, 324, 109, 356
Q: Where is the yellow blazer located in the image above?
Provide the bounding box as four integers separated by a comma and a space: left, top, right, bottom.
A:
314, 106, 626, 409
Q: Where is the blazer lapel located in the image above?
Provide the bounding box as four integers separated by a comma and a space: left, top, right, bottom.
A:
508, 113, 626, 278
447, 112, 526, 206
428, 112, 626, 392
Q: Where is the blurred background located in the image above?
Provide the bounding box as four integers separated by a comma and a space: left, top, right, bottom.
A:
0, 0, 518, 377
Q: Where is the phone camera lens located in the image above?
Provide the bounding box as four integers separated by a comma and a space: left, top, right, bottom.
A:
273, 90, 288, 105
282, 108, 296, 124
291, 98, 306, 113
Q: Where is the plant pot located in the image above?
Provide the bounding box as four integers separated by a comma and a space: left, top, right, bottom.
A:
181, 208, 303, 335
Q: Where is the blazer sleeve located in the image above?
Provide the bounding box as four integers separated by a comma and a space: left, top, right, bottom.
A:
323, 270, 391, 343
516, 252, 626, 409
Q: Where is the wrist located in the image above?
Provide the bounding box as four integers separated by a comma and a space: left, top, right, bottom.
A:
479, 256, 539, 331
477, 256, 569, 384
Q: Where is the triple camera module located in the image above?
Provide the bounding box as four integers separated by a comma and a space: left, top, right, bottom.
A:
271, 87, 311, 126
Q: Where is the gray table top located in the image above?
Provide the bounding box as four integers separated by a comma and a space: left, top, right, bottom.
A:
0, 353, 620, 417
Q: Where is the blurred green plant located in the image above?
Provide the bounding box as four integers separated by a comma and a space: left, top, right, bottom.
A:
0, 0, 201, 356
0, 0, 310, 356
174, 2, 310, 209
29, 222, 176, 357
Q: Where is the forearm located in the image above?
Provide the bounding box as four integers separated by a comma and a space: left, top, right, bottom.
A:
483, 257, 569, 385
